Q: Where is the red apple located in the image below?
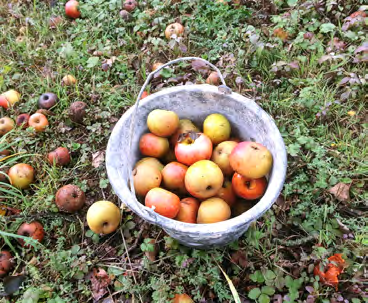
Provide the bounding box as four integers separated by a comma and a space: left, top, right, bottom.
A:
65, 0, 81, 19
175, 197, 200, 224
172, 294, 194, 303
29, 113, 49, 132
47, 147, 71, 166
216, 180, 236, 207
232, 173, 267, 200
230, 141, 273, 178
145, 188, 180, 218
123, 0, 137, 12
17, 221, 45, 247
15, 114, 30, 129
8, 163, 34, 189
0, 251, 13, 277
0, 117, 15, 136
165, 23, 184, 39
141, 91, 149, 99
175, 132, 212, 166
139, 133, 169, 158
55, 184, 85, 213
161, 162, 188, 195
211, 141, 238, 175
185, 160, 223, 199
147, 109, 179, 137
133, 162, 162, 196
0, 90, 21, 109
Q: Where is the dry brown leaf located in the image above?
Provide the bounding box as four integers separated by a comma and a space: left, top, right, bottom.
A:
328, 183, 350, 202
92, 151, 105, 168
89, 268, 111, 301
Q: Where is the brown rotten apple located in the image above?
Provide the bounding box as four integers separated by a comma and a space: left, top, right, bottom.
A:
15, 114, 30, 129
139, 133, 169, 158
86, 201, 121, 234
48, 147, 71, 166
0, 251, 13, 277
17, 221, 45, 246
147, 109, 179, 137
69, 101, 87, 123
8, 163, 34, 189
165, 23, 184, 39
55, 184, 85, 213
38, 92, 58, 109
29, 113, 49, 132
230, 141, 273, 179
0, 117, 15, 136
184, 160, 223, 199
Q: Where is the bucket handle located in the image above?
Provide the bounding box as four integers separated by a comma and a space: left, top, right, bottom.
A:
126, 57, 228, 224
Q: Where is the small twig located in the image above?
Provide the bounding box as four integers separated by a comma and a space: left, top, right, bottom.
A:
273, 234, 318, 246
121, 222, 146, 259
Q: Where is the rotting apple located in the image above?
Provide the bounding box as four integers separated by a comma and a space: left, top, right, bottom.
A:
86, 201, 121, 234
8, 163, 34, 189
147, 109, 179, 137
123, 0, 137, 12
211, 140, 238, 175
139, 133, 169, 158
55, 184, 85, 213
170, 119, 199, 147
216, 180, 237, 207
133, 162, 162, 196
165, 23, 184, 39
134, 157, 164, 171
49, 15, 63, 28
175, 197, 199, 224
230, 141, 273, 178
17, 221, 45, 246
175, 132, 212, 166
65, 0, 81, 19
0, 90, 21, 109
162, 162, 188, 195
152, 62, 164, 71
38, 92, 58, 109
197, 197, 231, 223
119, 9, 131, 21
29, 113, 49, 132
69, 101, 87, 123
15, 114, 30, 129
0, 251, 13, 277
62, 74, 77, 86
203, 113, 231, 145
47, 147, 71, 166
232, 173, 267, 200
145, 188, 180, 218
172, 294, 194, 303
206, 71, 221, 85
0, 117, 15, 136
185, 160, 223, 199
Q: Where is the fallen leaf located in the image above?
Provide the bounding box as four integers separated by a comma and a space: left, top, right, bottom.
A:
314, 253, 346, 290
191, 60, 210, 74
273, 28, 288, 41
89, 268, 111, 301
231, 251, 248, 268
92, 151, 105, 168
328, 183, 350, 202
3, 275, 26, 295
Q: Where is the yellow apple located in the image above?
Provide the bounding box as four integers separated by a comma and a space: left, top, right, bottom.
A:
211, 140, 238, 175
147, 109, 179, 137
86, 201, 121, 234
203, 113, 231, 145
197, 197, 231, 223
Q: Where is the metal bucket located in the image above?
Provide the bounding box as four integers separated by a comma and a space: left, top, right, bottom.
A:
106, 57, 287, 249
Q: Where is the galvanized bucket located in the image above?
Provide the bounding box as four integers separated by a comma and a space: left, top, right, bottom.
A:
106, 57, 287, 249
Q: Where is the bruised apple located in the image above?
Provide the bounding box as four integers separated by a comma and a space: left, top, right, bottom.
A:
135, 157, 164, 171
139, 133, 169, 158
161, 162, 188, 195
165, 23, 184, 39
16, 114, 30, 129
86, 201, 121, 234
133, 163, 162, 196
232, 173, 267, 200
0, 117, 15, 136
197, 197, 231, 223
185, 160, 223, 199
172, 294, 194, 303
48, 147, 71, 166
17, 221, 45, 246
8, 163, 34, 189
216, 180, 236, 207
0, 251, 13, 277
175, 132, 212, 166
211, 141, 238, 175
230, 141, 273, 179
203, 113, 231, 145
147, 109, 179, 137
145, 188, 180, 218
55, 184, 85, 213
175, 197, 199, 224
170, 119, 199, 147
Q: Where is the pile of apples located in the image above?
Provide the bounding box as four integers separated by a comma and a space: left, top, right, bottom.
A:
133, 109, 273, 224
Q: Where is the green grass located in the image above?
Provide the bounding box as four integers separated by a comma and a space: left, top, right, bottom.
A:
0, 0, 367, 302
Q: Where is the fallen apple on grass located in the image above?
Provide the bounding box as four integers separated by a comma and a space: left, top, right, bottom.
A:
184, 160, 223, 199
161, 161, 188, 195
145, 188, 180, 218
38, 92, 58, 109
206, 71, 220, 85
133, 162, 162, 196
49, 16, 63, 28
8, 163, 34, 189
147, 109, 179, 137
15, 114, 30, 129
172, 293, 194, 303
0, 251, 13, 277
62, 74, 77, 86
65, 0, 81, 19
0, 117, 15, 136
139, 133, 169, 158
232, 173, 267, 200
86, 201, 121, 234
152, 62, 164, 71
17, 221, 45, 247
0, 90, 20, 109
55, 184, 85, 213
175, 132, 212, 166
211, 140, 238, 175
165, 23, 184, 39
197, 197, 231, 223
230, 141, 273, 179
29, 113, 49, 132
69, 101, 87, 123
203, 113, 231, 145
175, 197, 199, 224
123, 0, 137, 12
48, 147, 71, 166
